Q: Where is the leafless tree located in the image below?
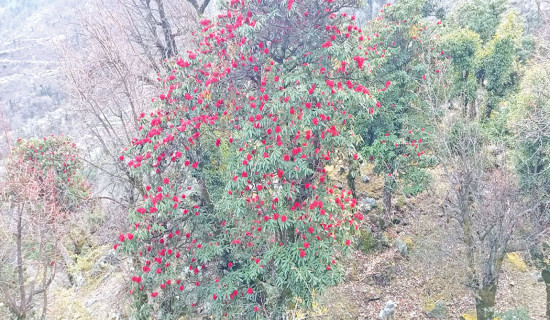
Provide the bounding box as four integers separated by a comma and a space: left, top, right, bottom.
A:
534, 0, 550, 39
61, 0, 209, 239
438, 118, 532, 320
0, 163, 60, 319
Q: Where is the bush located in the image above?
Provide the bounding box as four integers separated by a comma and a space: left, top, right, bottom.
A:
497, 308, 531, 320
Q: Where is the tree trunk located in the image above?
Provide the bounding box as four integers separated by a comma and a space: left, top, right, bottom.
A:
16, 205, 26, 320
366, 0, 373, 20
382, 183, 392, 223
475, 289, 496, 320
469, 101, 477, 119
346, 159, 359, 199
542, 267, 550, 320
475, 284, 497, 320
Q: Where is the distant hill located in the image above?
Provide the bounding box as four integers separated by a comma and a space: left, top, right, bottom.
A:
0, 0, 81, 159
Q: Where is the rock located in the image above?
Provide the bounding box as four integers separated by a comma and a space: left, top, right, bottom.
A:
358, 200, 371, 212
425, 301, 447, 319
460, 312, 477, 320
379, 300, 396, 319
99, 251, 120, 266
358, 197, 377, 213
362, 175, 370, 183
394, 238, 408, 256
365, 197, 377, 207
533, 272, 544, 282
367, 289, 382, 301
505, 252, 528, 272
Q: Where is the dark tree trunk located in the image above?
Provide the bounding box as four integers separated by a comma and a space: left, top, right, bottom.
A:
346, 159, 359, 199
154, 0, 178, 58
475, 251, 504, 320
469, 100, 477, 119
382, 183, 392, 223
475, 284, 497, 320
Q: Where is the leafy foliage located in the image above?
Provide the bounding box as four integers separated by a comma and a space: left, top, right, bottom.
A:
356, 0, 438, 206
450, 0, 509, 43
508, 62, 550, 210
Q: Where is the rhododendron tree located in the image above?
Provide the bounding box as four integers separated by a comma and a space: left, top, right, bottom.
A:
114, 0, 423, 318
7, 136, 91, 210
0, 135, 90, 319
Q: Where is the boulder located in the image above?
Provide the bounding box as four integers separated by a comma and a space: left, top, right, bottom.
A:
367, 289, 382, 301
505, 252, 528, 272
532, 272, 543, 282
394, 238, 408, 257
379, 300, 397, 319
358, 197, 377, 212
365, 197, 377, 207
425, 301, 447, 319
460, 312, 477, 320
